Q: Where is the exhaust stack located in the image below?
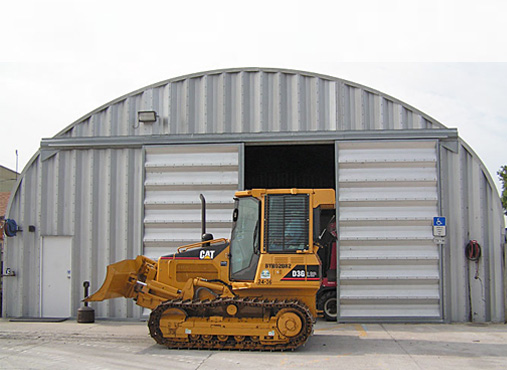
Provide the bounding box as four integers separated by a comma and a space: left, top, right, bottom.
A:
200, 194, 213, 242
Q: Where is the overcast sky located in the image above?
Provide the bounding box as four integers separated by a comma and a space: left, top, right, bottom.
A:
1, 0, 506, 193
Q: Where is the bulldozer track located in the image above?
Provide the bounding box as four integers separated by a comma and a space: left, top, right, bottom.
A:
148, 297, 314, 351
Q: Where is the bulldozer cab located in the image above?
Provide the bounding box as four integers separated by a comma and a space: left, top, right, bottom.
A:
229, 189, 335, 282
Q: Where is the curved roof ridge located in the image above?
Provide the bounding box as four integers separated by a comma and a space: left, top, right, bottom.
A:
54, 67, 447, 138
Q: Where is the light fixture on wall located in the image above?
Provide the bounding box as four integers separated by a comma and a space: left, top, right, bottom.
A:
134, 110, 158, 129
138, 111, 158, 123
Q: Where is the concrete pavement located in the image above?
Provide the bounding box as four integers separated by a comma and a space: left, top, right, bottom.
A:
1, 319, 506, 369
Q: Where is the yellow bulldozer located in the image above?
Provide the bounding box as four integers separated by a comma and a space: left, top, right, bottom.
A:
86, 188, 336, 351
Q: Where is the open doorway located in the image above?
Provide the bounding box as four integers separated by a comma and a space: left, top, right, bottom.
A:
244, 144, 335, 189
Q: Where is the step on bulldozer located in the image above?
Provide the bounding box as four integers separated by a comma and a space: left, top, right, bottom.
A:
85, 188, 336, 351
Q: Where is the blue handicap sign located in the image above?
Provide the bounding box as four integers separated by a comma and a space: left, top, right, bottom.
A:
433, 217, 446, 227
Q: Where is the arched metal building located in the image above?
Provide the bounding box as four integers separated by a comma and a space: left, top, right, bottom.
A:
3, 67, 505, 323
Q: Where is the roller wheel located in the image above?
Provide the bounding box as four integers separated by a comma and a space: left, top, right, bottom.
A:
318, 291, 337, 321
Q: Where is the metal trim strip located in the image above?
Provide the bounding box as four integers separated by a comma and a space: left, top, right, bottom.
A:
42, 129, 458, 150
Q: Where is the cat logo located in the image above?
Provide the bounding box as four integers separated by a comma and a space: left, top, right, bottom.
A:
199, 250, 215, 260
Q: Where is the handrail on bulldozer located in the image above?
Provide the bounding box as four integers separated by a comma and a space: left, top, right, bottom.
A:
176, 238, 228, 254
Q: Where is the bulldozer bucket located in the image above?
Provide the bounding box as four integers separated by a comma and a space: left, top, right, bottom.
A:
84, 259, 139, 302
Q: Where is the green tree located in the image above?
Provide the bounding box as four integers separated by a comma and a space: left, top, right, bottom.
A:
498, 165, 507, 216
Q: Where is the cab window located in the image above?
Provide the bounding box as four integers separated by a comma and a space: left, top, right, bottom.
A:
264, 194, 309, 253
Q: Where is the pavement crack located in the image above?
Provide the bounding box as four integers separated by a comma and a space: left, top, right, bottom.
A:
380, 324, 423, 370
195, 352, 213, 370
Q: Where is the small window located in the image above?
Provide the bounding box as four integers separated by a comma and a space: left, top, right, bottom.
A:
264, 194, 309, 253
230, 197, 260, 280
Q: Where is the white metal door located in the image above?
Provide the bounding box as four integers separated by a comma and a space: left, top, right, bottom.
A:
41, 236, 72, 317
337, 140, 441, 321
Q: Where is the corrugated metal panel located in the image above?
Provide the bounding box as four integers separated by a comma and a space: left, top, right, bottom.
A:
4, 149, 144, 319
56, 68, 446, 139
440, 140, 505, 323
143, 144, 239, 258
2, 156, 41, 318
337, 140, 441, 320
